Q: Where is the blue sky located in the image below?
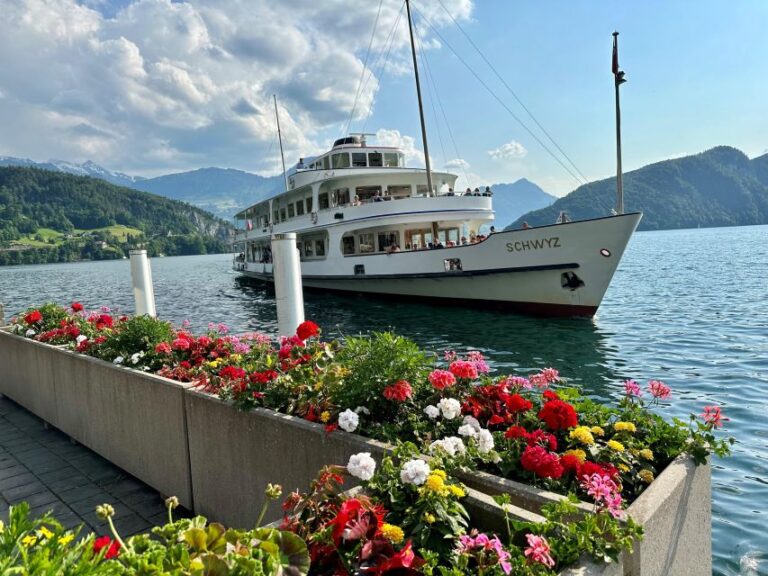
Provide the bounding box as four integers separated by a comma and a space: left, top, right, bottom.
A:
0, 0, 765, 196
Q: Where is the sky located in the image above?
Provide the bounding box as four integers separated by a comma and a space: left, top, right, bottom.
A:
0, 0, 766, 196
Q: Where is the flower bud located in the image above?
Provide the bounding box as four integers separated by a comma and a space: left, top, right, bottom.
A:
96, 503, 115, 520
165, 496, 179, 510
265, 483, 283, 500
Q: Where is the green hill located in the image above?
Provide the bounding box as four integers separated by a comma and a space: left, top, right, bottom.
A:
506, 146, 768, 231
0, 166, 233, 266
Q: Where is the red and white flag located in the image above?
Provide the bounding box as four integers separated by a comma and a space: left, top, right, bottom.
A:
246, 219, 253, 231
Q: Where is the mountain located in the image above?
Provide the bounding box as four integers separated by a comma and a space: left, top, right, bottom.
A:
488, 178, 556, 228
0, 156, 145, 188
506, 146, 768, 231
0, 166, 232, 266
133, 168, 284, 220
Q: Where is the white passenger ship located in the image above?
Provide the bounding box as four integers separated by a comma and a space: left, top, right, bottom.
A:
232, 134, 641, 316
232, 1, 641, 317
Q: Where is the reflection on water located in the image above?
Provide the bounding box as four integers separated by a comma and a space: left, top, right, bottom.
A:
1, 224, 767, 575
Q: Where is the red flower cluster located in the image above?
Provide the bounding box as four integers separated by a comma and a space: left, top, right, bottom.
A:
24, 310, 42, 325
462, 383, 533, 429
296, 320, 320, 341
218, 366, 247, 380
428, 369, 456, 390
520, 445, 564, 479
383, 380, 412, 402
538, 399, 578, 431
93, 535, 121, 559
71, 302, 84, 312
504, 426, 558, 451
449, 360, 478, 380
91, 314, 114, 330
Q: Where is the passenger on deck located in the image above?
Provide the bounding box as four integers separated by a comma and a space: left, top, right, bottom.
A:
465, 188, 472, 196
473, 188, 481, 196
460, 236, 468, 245
373, 191, 383, 202
490, 226, 496, 233
522, 221, 531, 229
352, 195, 361, 206
483, 186, 493, 197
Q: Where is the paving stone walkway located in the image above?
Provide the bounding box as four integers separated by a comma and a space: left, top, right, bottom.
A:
0, 395, 181, 537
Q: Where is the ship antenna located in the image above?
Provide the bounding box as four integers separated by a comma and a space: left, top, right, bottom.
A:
405, 0, 435, 197
274, 94, 289, 191
612, 31, 627, 214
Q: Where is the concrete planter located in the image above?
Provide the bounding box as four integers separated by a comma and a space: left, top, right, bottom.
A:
0, 330, 194, 508
460, 455, 710, 576
184, 388, 390, 527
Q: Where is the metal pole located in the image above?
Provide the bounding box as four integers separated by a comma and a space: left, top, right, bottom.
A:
613, 31, 625, 215
274, 95, 290, 192
271, 233, 304, 336
405, 0, 435, 197
0, 303, 5, 327
129, 249, 156, 317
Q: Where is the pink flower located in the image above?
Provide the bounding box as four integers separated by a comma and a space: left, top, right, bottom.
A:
154, 342, 172, 354
467, 351, 490, 374
581, 473, 624, 518
428, 369, 456, 390
507, 376, 532, 389
528, 372, 549, 388
449, 360, 478, 380
524, 534, 555, 568
172, 338, 190, 351
233, 342, 251, 354
624, 379, 642, 396
648, 380, 671, 399
383, 380, 412, 402
444, 350, 457, 362
541, 367, 559, 383
702, 405, 728, 428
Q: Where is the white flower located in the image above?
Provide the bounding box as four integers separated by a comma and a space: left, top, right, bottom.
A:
130, 351, 145, 365
355, 406, 370, 415
338, 409, 359, 433
400, 459, 430, 486
430, 436, 466, 457
424, 405, 440, 419
25, 329, 36, 337
476, 429, 495, 454
458, 424, 478, 438
438, 398, 461, 420
347, 452, 376, 481
75, 335, 87, 345
113, 356, 124, 365
462, 415, 482, 432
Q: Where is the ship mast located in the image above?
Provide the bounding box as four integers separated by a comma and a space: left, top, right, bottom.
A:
274, 94, 289, 191
612, 32, 626, 214
405, 0, 435, 198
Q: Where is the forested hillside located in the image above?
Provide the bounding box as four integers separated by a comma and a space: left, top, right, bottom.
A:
0, 167, 232, 266
507, 147, 768, 231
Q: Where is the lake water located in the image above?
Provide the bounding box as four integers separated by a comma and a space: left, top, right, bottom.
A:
1, 224, 766, 575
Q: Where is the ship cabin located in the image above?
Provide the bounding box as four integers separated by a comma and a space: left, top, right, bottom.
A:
233, 135, 494, 268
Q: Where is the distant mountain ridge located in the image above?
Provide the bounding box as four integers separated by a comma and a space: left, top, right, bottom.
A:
0, 156, 145, 188
507, 146, 768, 231
488, 178, 556, 228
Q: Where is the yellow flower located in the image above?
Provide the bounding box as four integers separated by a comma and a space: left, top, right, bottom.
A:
618, 463, 630, 473
59, 533, 75, 546
591, 426, 605, 437
314, 381, 324, 391
570, 426, 595, 445
380, 523, 404, 544
614, 421, 637, 433
448, 484, 466, 498
21, 534, 37, 548
564, 449, 587, 463
425, 474, 446, 493
423, 513, 436, 524
639, 448, 654, 461
320, 411, 331, 423
432, 469, 447, 480
38, 526, 54, 540
639, 469, 655, 484
607, 440, 625, 452
207, 359, 220, 368
230, 354, 242, 362
0, 520, 4, 534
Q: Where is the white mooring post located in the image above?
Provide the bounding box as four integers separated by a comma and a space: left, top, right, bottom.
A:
129, 249, 157, 317
271, 233, 304, 336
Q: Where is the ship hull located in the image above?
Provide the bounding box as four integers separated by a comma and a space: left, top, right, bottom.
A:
234, 212, 642, 318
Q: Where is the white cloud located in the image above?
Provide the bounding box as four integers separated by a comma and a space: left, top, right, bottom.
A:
444, 158, 470, 170
0, 0, 474, 175
376, 128, 425, 167
488, 140, 528, 160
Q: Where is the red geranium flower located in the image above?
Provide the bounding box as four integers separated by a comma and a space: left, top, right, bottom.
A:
520, 445, 564, 479
580, 461, 619, 481
560, 454, 583, 475
93, 535, 121, 559
155, 342, 172, 355
383, 380, 412, 402
507, 393, 533, 413
542, 390, 560, 401
449, 360, 478, 380
296, 320, 320, 341
24, 310, 42, 325
71, 302, 84, 312
172, 338, 191, 351
538, 399, 578, 431
218, 366, 247, 380
428, 369, 456, 390
504, 425, 528, 440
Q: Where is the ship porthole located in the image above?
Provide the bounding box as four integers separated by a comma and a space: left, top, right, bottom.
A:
600, 248, 611, 258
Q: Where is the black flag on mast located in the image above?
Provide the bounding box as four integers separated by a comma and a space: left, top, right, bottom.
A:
612, 32, 626, 85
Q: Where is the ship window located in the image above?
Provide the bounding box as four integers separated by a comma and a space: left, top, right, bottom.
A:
444, 258, 462, 271
354, 264, 365, 275
336, 188, 350, 205
342, 236, 355, 255
384, 153, 399, 167
280, 208, 286, 221
416, 184, 429, 196
318, 192, 329, 210
388, 185, 410, 199
315, 239, 325, 256
296, 201, 305, 216
332, 153, 350, 169
352, 152, 367, 167
323, 156, 330, 170
369, 152, 383, 167
378, 231, 399, 252
305, 197, 313, 212
287, 204, 295, 218
273, 210, 279, 223
304, 241, 314, 257
358, 233, 374, 253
